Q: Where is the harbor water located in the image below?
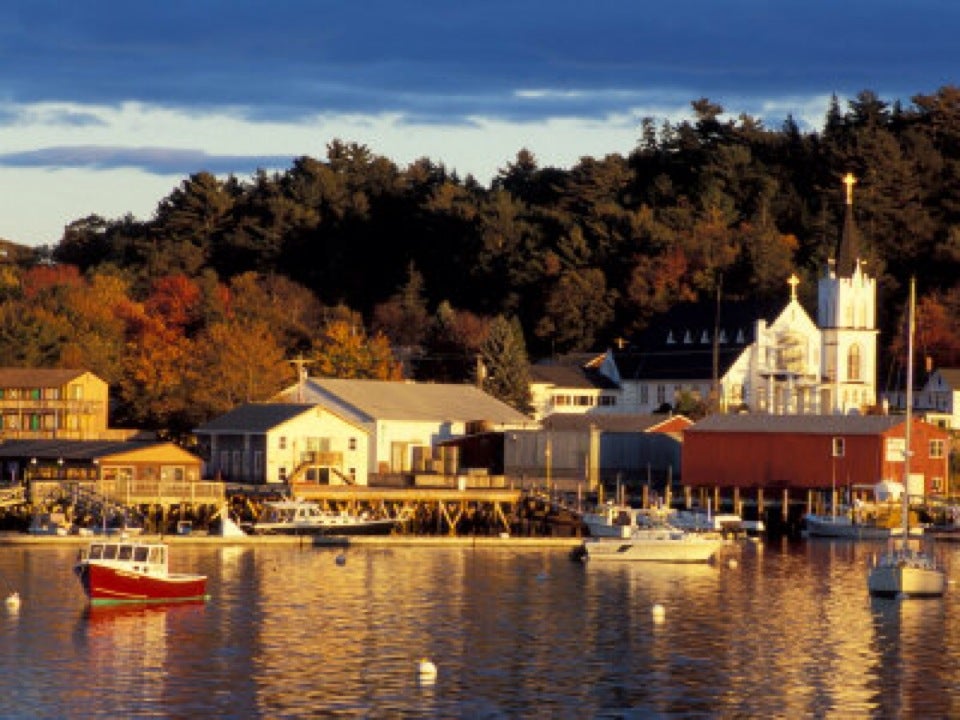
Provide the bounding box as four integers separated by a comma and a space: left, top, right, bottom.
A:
1, 537, 959, 718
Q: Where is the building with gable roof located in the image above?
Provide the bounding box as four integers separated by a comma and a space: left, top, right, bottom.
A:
271, 378, 534, 482
194, 402, 370, 486
527, 352, 620, 421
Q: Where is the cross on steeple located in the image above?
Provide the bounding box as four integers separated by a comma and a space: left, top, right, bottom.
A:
787, 273, 800, 301
843, 173, 857, 206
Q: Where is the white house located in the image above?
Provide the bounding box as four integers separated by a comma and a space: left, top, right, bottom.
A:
274, 378, 534, 478
527, 352, 620, 421
908, 367, 960, 430
194, 403, 370, 486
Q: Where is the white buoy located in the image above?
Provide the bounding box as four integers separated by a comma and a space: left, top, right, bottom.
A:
418, 658, 437, 684
5, 592, 20, 611
727, 558, 739, 569
651, 603, 665, 622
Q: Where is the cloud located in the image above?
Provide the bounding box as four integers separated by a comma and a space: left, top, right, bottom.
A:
0, 146, 295, 175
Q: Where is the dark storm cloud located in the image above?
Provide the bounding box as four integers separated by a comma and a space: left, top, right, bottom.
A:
1, 1, 957, 123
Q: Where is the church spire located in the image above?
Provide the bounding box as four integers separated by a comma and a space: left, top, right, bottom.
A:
836, 173, 861, 278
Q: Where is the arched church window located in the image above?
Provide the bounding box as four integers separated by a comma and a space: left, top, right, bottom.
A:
847, 344, 861, 382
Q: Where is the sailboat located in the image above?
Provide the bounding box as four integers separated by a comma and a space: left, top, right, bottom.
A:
867, 278, 946, 598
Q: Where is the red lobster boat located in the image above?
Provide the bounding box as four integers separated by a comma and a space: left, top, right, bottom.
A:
74, 539, 208, 606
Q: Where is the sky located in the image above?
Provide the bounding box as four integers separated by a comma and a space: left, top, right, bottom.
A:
2, 1, 960, 247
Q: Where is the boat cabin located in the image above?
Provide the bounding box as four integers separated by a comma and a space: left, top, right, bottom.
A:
79, 541, 168, 574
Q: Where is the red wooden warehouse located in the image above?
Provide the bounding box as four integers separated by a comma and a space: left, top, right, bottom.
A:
682, 414, 950, 498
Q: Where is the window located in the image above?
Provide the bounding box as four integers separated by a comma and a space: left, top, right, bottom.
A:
279, 436, 287, 450
847, 344, 861, 382
930, 439, 945, 459
932, 477, 944, 493
656, 385, 666, 404
598, 396, 616, 407
640, 385, 649, 405
832, 437, 845, 457
348, 437, 357, 451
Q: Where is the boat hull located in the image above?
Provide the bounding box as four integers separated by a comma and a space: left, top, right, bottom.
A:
247, 519, 397, 536
867, 550, 946, 598
75, 563, 208, 606
580, 530, 724, 563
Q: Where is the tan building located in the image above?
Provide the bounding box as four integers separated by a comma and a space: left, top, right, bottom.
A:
0, 368, 131, 440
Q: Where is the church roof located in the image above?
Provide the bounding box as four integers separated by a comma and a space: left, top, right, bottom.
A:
615, 298, 784, 381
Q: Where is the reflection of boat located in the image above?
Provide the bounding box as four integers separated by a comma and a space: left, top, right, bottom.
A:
868, 279, 945, 598
74, 539, 208, 606
243, 499, 396, 536
574, 523, 725, 563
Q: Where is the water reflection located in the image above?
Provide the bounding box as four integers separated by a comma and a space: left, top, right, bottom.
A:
2, 541, 960, 716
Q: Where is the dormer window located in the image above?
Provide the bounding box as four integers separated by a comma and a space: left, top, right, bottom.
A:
700, 331, 710, 344
719, 330, 728, 344
683, 331, 692, 344
666, 331, 675, 344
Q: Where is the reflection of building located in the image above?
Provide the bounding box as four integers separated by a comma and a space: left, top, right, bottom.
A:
0, 368, 132, 440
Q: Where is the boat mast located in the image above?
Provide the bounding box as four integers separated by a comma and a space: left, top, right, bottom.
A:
902, 278, 915, 550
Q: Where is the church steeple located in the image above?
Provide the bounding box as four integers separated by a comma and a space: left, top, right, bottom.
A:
817, 171, 878, 414
836, 173, 861, 278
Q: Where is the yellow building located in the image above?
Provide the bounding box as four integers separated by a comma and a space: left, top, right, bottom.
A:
0, 368, 131, 440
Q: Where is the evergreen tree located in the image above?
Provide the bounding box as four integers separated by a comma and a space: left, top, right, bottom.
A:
479, 315, 532, 415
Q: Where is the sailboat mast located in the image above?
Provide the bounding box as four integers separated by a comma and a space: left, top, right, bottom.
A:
902, 278, 915, 548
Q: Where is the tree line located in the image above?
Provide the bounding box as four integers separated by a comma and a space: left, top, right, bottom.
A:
9, 85, 960, 432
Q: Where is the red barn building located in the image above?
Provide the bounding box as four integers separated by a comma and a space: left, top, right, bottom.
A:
682, 414, 950, 498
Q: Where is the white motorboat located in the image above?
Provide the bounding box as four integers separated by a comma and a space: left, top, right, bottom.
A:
580, 503, 668, 538
804, 512, 904, 540
244, 499, 397, 536
575, 524, 725, 563
867, 279, 946, 598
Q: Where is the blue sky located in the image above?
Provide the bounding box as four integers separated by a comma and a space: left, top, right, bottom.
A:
2, 1, 959, 246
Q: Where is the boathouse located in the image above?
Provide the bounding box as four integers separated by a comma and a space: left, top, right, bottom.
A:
682, 414, 951, 499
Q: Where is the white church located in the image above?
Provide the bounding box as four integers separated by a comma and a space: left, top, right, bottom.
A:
530, 174, 880, 419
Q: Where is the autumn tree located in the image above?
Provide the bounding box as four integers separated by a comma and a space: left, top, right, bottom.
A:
313, 320, 403, 380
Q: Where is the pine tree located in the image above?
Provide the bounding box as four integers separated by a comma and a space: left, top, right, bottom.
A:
479, 315, 532, 415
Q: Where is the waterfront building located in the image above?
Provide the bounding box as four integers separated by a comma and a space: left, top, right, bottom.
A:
682, 413, 951, 500
0, 368, 135, 441
194, 402, 370, 486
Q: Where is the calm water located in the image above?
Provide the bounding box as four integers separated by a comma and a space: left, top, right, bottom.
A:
0, 537, 959, 719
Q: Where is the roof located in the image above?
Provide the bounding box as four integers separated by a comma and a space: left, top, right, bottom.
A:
0, 439, 198, 462
685, 413, 904, 435
540, 413, 691, 433
194, 403, 318, 433
282, 378, 533, 425
931, 368, 960, 390
615, 298, 785, 381
529, 353, 618, 390
0, 368, 94, 387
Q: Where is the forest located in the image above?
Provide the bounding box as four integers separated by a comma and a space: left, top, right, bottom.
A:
6, 86, 960, 436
